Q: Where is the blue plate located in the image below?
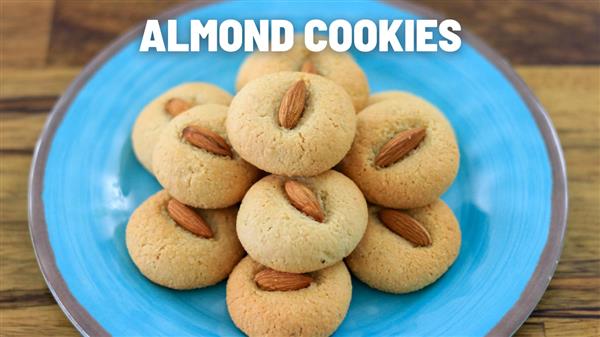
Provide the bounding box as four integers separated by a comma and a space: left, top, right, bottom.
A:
29, 1, 567, 336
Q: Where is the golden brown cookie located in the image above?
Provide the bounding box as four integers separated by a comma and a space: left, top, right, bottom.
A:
339, 95, 459, 208
366, 90, 419, 107
236, 171, 367, 273
236, 35, 369, 111
227, 72, 357, 177
131, 83, 232, 172
226, 256, 352, 337
153, 104, 259, 208
125, 190, 245, 290
346, 200, 461, 293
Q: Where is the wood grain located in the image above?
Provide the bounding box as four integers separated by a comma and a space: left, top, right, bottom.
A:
0, 113, 48, 152
0, 0, 55, 68
420, 0, 600, 64
47, 0, 186, 66
1, 306, 77, 336
0, 67, 80, 98
0, 154, 31, 224
0, 1, 599, 336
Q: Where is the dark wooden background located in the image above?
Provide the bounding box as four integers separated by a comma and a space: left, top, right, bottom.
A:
1, 1, 599, 336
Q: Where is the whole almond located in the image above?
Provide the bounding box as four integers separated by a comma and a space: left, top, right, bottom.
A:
378, 208, 432, 246
165, 98, 193, 116
182, 125, 233, 157
254, 268, 313, 291
300, 60, 318, 74
374, 127, 426, 168
278, 80, 307, 129
167, 199, 214, 238
284, 180, 325, 222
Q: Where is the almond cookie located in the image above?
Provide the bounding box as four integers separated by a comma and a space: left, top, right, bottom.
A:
132, 83, 232, 172
236, 170, 368, 273
125, 190, 244, 290
366, 90, 419, 107
346, 200, 461, 293
236, 35, 369, 111
227, 72, 357, 177
226, 256, 352, 337
153, 104, 259, 208
339, 96, 459, 208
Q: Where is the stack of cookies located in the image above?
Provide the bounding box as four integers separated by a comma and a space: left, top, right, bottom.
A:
126, 35, 461, 337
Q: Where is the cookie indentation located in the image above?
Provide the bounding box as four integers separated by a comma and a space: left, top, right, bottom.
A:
284, 179, 325, 222
378, 208, 432, 246
278, 80, 308, 129
254, 268, 313, 291
374, 127, 426, 168
167, 199, 214, 238
182, 125, 233, 158
165, 97, 193, 116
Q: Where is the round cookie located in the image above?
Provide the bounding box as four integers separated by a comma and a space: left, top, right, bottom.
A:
366, 90, 419, 107
227, 72, 357, 177
131, 83, 232, 172
126, 190, 244, 290
346, 200, 461, 293
227, 256, 352, 337
153, 104, 259, 208
339, 96, 459, 208
236, 170, 368, 273
236, 35, 369, 111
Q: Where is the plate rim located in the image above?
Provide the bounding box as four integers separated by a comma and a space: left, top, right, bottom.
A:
27, 1, 568, 336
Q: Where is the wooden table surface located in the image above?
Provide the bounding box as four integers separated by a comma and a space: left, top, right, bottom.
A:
0, 1, 598, 336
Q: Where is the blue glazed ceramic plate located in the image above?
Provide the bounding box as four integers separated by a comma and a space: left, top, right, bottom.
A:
29, 1, 567, 336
